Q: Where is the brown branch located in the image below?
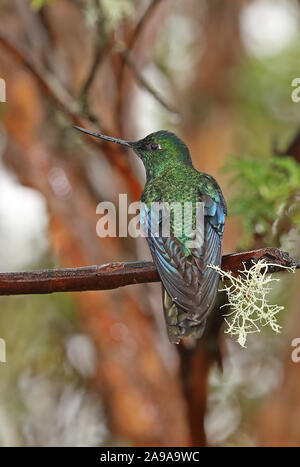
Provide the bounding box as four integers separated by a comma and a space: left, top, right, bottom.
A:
0, 248, 298, 296
0, 27, 141, 199
128, 0, 165, 54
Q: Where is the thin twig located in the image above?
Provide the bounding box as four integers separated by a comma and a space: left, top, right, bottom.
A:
80, 47, 103, 99
123, 52, 179, 115
79, 0, 109, 99
0, 248, 298, 296
119, 0, 165, 80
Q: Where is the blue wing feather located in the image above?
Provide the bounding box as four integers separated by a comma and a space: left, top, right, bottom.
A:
140, 194, 225, 327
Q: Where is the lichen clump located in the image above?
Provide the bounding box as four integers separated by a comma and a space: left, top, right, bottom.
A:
209, 260, 295, 347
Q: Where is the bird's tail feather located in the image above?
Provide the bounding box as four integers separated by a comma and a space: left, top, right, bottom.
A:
162, 287, 206, 344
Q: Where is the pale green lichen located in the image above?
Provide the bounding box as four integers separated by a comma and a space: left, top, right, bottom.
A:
31, 0, 53, 10
99, 0, 134, 30
209, 260, 295, 348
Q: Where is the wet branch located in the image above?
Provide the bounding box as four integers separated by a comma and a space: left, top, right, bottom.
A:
0, 248, 298, 296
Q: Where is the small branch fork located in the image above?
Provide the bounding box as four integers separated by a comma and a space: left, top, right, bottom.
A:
0, 248, 298, 296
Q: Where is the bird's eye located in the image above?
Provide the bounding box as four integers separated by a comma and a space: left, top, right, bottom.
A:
148, 142, 160, 151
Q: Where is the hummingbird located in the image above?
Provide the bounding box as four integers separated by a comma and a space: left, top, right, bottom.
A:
74, 126, 227, 344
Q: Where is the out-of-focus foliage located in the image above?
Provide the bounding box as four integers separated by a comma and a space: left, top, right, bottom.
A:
100, 0, 134, 30
31, 0, 54, 11
224, 18, 300, 249
226, 155, 300, 247
234, 43, 300, 156
71, 0, 134, 32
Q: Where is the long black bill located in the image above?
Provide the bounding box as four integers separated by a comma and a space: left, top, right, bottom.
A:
73, 126, 132, 147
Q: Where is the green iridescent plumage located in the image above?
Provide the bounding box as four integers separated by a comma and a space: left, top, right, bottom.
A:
74, 126, 227, 344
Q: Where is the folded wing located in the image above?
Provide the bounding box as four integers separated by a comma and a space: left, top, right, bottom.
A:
140, 194, 225, 326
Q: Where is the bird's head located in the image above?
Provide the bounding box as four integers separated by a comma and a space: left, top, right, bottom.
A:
74, 127, 192, 179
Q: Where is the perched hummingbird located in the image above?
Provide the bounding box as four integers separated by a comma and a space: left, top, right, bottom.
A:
74, 126, 227, 344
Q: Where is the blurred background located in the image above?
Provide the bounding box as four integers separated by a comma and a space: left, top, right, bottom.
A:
0, 0, 300, 447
